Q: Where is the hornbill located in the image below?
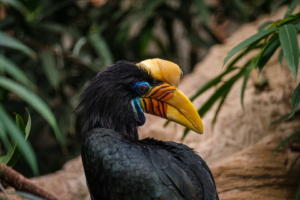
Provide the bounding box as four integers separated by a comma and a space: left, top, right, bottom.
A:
79, 59, 219, 200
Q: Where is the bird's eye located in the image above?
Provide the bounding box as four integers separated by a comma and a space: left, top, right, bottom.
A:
138, 85, 149, 94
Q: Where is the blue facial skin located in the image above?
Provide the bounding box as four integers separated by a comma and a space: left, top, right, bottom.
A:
131, 81, 151, 126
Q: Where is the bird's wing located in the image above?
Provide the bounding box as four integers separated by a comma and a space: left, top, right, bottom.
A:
82, 128, 199, 200
165, 141, 219, 200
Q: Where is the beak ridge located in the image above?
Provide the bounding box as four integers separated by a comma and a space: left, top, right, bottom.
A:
140, 83, 203, 134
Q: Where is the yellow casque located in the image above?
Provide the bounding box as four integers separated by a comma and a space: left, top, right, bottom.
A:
136, 58, 203, 134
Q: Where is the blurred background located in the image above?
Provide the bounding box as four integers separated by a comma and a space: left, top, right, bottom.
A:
0, 0, 296, 179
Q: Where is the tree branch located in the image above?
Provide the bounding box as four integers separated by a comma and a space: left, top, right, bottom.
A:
0, 163, 59, 200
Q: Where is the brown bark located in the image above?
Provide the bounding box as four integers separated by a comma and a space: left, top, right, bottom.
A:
0, 163, 59, 200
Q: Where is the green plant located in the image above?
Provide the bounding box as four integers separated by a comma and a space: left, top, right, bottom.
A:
178, 1, 300, 198
0, 31, 62, 175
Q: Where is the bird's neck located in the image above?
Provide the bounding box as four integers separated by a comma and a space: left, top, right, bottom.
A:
97, 112, 140, 140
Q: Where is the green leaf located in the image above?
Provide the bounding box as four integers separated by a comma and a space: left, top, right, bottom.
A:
5, 111, 31, 167
0, 0, 27, 15
271, 0, 288, 14
186, 32, 212, 49
0, 77, 62, 144
199, 70, 245, 117
25, 108, 31, 139
40, 0, 72, 19
241, 61, 253, 109
168, 67, 237, 129
139, 21, 154, 57
0, 54, 36, 90
3, 113, 26, 168
194, 0, 209, 25
33, 22, 80, 39
181, 127, 190, 141
295, 182, 300, 200
232, 0, 249, 21
272, 129, 300, 155
291, 83, 300, 117
212, 82, 233, 126
15, 191, 44, 200
0, 105, 38, 175
286, 153, 300, 181
258, 21, 274, 31
190, 67, 237, 102
223, 28, 278, 66
73, 37, 87, 56
257, 35, 280, 74
0, 119, 9, 149
279, 24, 299, 82
0, 31, 36, 58
296, 180, 300, 200
39, 52, 60, 89
270, 108, 300, 126
295, 23, 300, 31
284, 0, 300, 18
278, 48, 284, 68
88, 26, 113, 68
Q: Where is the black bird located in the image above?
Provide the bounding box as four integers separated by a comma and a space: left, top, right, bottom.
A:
79, 59, 219, 200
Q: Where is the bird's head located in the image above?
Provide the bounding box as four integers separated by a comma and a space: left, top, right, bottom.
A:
78, 59, 203, 140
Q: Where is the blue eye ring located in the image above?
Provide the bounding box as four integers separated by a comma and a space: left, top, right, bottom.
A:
132, 81, 151, 95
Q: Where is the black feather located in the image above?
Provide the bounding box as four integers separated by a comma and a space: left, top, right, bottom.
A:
77, 60, 156, 139
79, 61, 219, 200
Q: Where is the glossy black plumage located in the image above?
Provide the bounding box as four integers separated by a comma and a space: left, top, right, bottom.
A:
79, 61, 219, 200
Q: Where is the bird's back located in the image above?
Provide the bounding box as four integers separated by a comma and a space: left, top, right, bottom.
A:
82, 128, 218, 200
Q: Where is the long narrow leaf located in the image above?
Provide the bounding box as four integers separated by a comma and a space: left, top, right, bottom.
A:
257, 35, 280, 74
2, 113, 26, 167
223, 41, 263, 71
271, 0, 288, 14
278, 49, 284, 68
279, 24, 299, 82
0, 77, 62, 144
88, 27, 113, 68
0, 119, 9, 149
0, 31, 36, 58
25, 108, 31, 139
286, 153, 300, 181
33, 23, 80, 39
7, 112, 31, 167
223, 28, 278, 66
190, 67, 237, 101
270, 108, 300, 126
5, 109, 31, 168
15, 191, 44, 200
241, 61, 253, 109
0, 105, 38, 175
194, 0, 209, 25
0, 0, 27, 14
212, 82, 233, 126
199, 69, 246, 117
268, 16, 296, 29
272, 129, 300, 155
0, 54, 35, 89
39, 52, 60, 89
232, 0, 249, 20
296, 180, 300, 200
182, 68, 246, 139
284, 0, 300, 18
291, 83, 300, 117
258, 21, 274, 31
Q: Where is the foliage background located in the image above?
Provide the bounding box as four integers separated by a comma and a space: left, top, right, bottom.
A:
0, 0, 298, 181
